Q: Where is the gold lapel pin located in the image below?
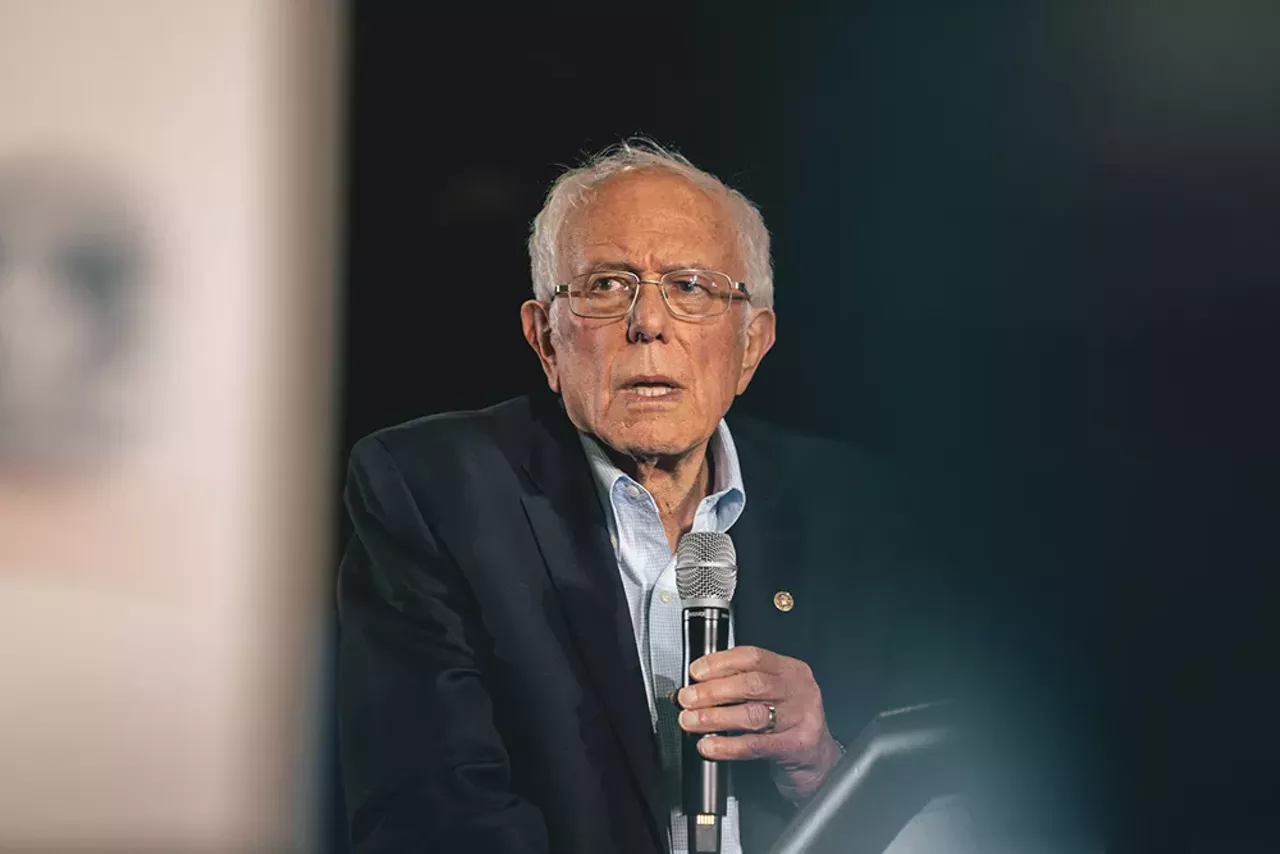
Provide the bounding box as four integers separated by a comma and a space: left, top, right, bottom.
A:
773, 590, 795, 612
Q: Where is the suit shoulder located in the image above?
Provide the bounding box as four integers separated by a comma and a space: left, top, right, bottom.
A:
728, 413, 880, 478
352, 396, 535, 466
729, 414, 929, 526
345, 396, 540, 491
344, 396, 540, 528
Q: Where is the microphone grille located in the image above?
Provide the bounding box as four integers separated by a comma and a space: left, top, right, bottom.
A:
675, 532, 738, 603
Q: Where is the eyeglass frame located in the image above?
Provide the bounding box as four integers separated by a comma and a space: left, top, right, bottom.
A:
551, 269, 752, 319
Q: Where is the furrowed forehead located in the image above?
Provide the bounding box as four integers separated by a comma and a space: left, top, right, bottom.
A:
557, 170, 741, 277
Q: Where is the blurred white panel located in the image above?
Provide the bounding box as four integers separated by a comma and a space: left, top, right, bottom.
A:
0, 1, 342, 851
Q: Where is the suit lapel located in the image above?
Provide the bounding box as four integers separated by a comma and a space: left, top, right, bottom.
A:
726, 421, 818, 849
730, 426, 810, 660
518, 395, 668, 849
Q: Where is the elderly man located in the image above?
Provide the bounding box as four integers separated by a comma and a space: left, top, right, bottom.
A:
338, 143, 947, 854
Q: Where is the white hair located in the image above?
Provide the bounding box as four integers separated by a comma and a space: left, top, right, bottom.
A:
527, 139, 774, 309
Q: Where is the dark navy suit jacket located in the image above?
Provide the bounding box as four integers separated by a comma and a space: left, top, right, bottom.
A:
337, 392, 954, 853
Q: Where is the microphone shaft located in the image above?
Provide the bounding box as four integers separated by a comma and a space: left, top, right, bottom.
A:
682, 605, 729, 853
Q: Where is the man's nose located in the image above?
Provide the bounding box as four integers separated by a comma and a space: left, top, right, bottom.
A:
626, 280, 668, 343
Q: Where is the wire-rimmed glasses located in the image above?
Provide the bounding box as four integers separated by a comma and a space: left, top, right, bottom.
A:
552, 269, 750, 319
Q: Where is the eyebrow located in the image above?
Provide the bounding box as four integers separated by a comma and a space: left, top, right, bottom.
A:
583, 260, 717, 274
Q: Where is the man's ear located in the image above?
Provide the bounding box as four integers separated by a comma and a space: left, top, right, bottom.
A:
736, 307, 776, 395
521, 299, 560, 393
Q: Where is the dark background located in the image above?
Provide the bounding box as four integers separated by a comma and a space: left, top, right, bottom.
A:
330, 3, 1279, 850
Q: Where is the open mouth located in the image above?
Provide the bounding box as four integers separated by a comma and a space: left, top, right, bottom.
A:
630, 384, 676, 398
621, 377, 682, 399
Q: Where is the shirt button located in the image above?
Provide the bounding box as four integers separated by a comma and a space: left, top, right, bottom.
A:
625, 484, 641, 499
659, 590, 672, 604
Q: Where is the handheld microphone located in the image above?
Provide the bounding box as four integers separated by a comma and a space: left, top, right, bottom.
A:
676, 531, 738, 854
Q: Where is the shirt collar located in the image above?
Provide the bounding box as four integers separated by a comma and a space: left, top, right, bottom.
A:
577, 419, 747, 527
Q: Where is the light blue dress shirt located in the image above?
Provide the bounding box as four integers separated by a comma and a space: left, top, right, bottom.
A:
578, 422, 977, 854
578, 419, 746, 854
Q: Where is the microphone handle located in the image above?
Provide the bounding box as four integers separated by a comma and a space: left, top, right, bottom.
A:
682, 605, 730, 854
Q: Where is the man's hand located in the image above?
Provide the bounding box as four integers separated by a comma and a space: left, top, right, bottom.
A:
676, 645, 844, 802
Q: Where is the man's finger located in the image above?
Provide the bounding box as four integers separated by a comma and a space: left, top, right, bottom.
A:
689, 645, 788, 681
678, 701, 781, 735
696, 732, 800, 762
677, 670, 783, 709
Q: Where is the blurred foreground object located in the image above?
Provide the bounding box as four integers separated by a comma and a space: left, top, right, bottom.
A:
0, 1, 342, 852
0, 158, 147, 466
769, 701, 966, 854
